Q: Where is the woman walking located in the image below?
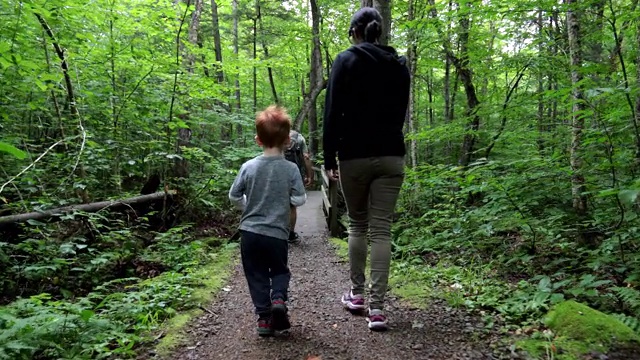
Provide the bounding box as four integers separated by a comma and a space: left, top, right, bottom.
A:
322, 7, 410, 331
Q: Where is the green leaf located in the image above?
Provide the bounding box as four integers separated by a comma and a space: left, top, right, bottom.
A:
537, 276, 551, 291
26, 219, 46, 226
60, 289, 74, 299
80, 309, 95, 321
35, 80, 48, 91
550, 293, 565, 304
0, 142, 26, 159
0, 57, 12, 69
619, 189, 640, 207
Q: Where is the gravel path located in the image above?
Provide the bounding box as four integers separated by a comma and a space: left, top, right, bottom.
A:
164, 192, 497, 360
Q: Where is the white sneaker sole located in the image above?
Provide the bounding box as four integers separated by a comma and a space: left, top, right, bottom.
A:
367, 319, 388, 331
341, 297, 365, 311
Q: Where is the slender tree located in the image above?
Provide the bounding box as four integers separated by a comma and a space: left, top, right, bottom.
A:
566, 0, 588, 216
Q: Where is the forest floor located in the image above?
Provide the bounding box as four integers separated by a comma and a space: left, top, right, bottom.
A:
151, 192, 517, 360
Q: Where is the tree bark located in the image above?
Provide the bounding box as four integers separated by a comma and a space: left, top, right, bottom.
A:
536, 9, 545, 152
427, 0, 480, 167
566, 0, 588, 216
232, 0, 242, 139
0, 191, 177, 226
294, 79, 327, 130
308, 0, 323, 158
252, 2, 258, 113
443, 42, 452, 160
210, 0, 224, 85
256, 1, 279, 104
405, 0, 417, 168
175, 0, 199, 178
186, 0, 203, 73
454, 2, 480, 167
211, 0, 233, 141
635, 3, 640, 166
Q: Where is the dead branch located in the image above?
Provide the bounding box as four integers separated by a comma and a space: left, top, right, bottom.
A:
0, 191, 177, 226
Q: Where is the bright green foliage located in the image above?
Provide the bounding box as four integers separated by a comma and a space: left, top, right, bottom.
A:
0, 240, 236, 359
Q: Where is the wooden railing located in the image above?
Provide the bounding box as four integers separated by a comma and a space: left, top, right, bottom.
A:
313, 165, 343, 237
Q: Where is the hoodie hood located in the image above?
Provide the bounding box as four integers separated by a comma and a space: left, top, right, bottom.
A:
347, 42, 407, 67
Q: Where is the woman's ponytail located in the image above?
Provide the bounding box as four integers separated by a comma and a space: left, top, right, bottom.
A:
349, 7, 383, 44
364, 20, 381, 43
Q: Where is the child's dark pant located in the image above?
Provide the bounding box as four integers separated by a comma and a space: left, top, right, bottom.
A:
240, 230, 290, 316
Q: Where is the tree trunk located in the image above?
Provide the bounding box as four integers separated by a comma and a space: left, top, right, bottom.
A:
175, 0, 200, 178
186, 0, 203, 73
211, 0, 233, 141
454, 2, 480, 167
443, 46, 452, 161
252, 3, 258, 113
376, 0, 391, 46
566, 0, 588, 216
537, 9, 545, 152
308, 0, 323, 158
405, 0, 417, 168
210, 0, 224, 85
232, 0, 242, 139
429, 0, 474, 165
294, 79, 327, 130
635, 4, 640, 166
264, 44, 279, 104
255, 1, 279, 105
426, 68, 434, 163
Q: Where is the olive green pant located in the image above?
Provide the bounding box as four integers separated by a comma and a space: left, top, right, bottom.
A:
338, 156, 404, 310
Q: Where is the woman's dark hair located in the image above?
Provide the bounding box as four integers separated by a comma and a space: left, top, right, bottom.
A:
349, 7, 383, 43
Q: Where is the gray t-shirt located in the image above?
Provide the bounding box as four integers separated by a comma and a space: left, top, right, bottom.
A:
229, 154, 307, 240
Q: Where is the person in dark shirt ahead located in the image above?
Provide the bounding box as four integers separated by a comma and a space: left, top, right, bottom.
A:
322, 6, 410, 332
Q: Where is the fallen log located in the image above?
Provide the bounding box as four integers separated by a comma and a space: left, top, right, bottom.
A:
0, 191, 177, 226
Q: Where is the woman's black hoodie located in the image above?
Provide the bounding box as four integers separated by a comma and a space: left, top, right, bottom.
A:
322, 42, 411, 170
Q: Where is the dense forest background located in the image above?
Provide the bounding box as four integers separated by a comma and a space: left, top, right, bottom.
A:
2, 0, 640, 358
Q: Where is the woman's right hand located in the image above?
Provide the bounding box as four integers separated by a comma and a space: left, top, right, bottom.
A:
326, 169, 339, 182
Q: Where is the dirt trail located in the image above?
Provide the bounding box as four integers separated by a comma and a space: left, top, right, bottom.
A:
164, 192, 498, 360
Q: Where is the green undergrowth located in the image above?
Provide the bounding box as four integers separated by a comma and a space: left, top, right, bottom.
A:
0, 234, 238, 360
155, 247, 237, 356
388, 162, 640, 357
329, 237, 349, 260
517, 301, 640, 359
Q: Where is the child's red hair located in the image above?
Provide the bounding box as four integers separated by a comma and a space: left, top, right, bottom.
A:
255, 105, 291, 148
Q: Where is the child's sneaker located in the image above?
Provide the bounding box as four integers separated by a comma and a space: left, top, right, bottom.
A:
257, 316, 273, 336
367, 308, 388, 331
288, 232, 301, 244
341, 290, 365, 312
271, 299, 291, 332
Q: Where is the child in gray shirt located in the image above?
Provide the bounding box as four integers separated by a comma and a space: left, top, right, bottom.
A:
229, 105, 306, 337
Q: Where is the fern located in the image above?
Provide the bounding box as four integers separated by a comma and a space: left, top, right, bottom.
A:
612, 287, 640, 313
611, 313, 640, 335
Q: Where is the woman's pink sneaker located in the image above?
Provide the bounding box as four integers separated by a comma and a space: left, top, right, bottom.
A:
341, 290, 365, 311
